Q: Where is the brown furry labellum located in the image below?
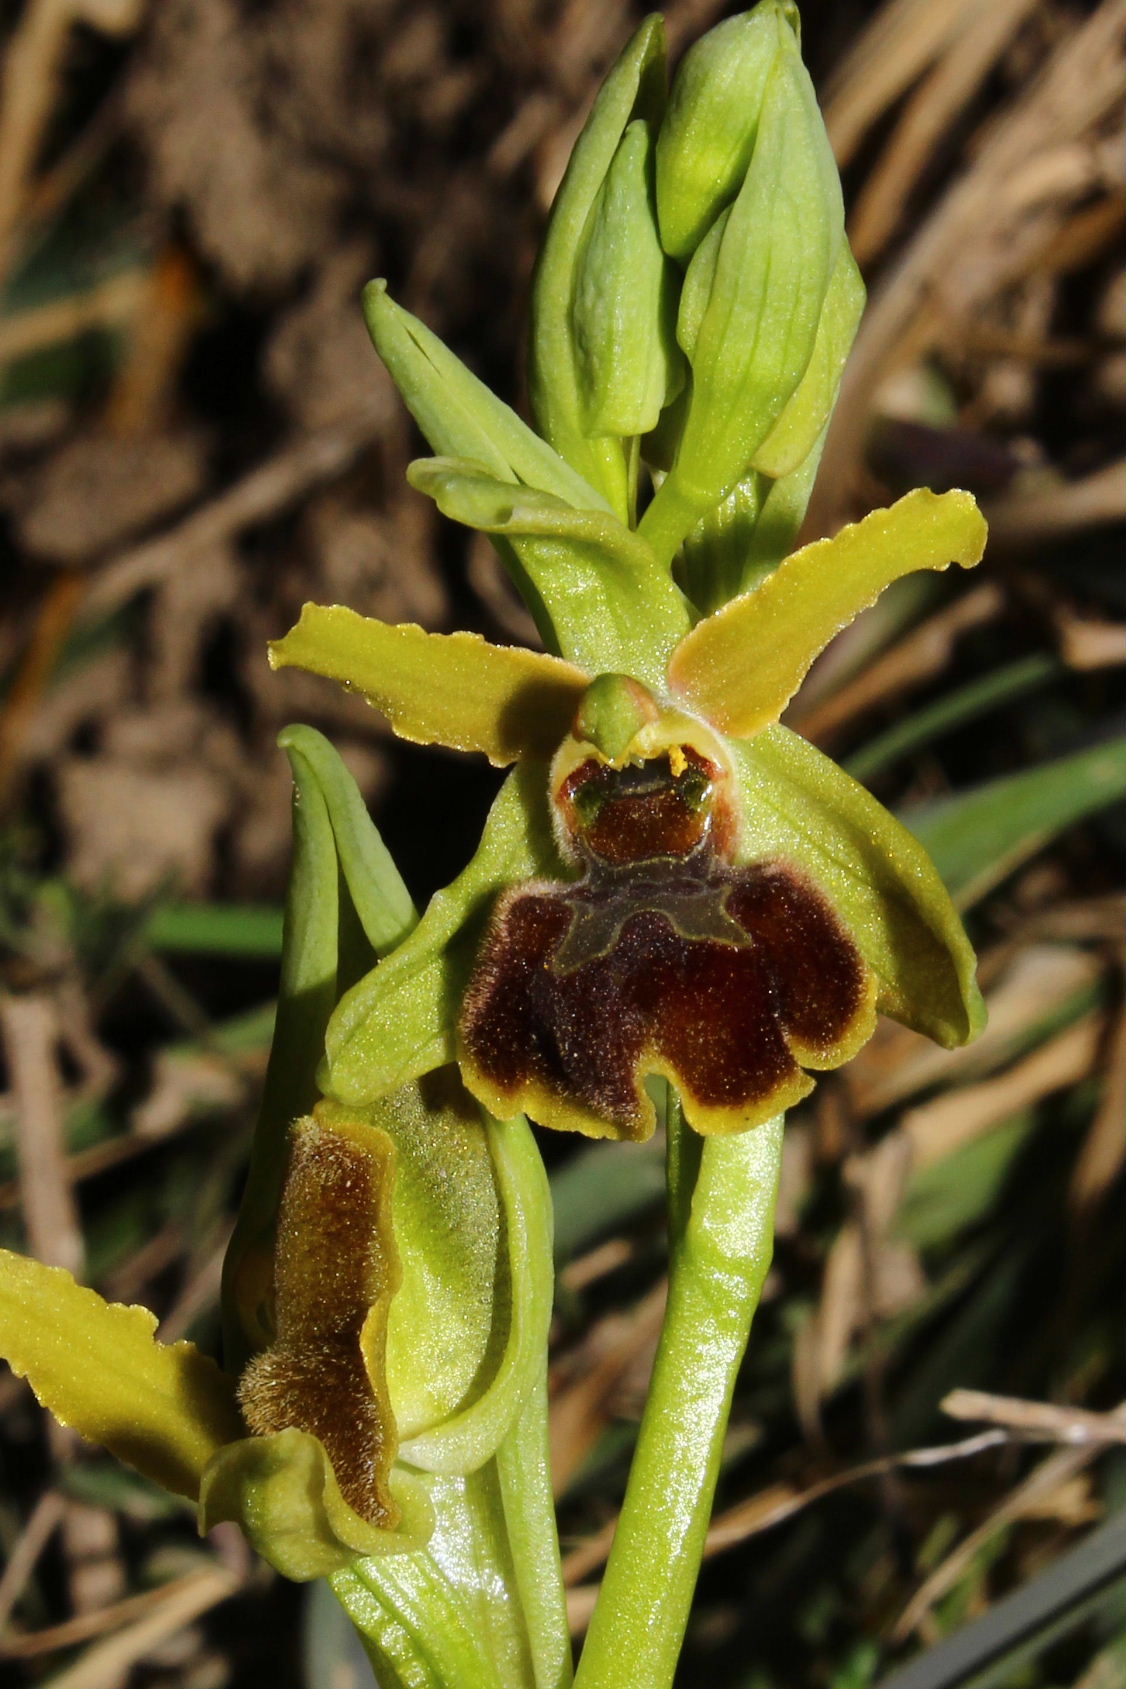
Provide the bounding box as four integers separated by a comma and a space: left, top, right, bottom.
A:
237, 1115, 401, 1526
459, 743, 876, 1140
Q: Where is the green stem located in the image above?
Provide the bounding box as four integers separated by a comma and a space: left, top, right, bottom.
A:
496, 1366, 574, 1689
663, 1090, 702, 1259
636, 472, 710, 570
573, 1115, 784, 1689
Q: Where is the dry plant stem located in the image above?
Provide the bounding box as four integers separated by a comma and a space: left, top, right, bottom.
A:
563, 1428, 1055, 1597
0, 0, 143, 279
0, 993, 83, 1276
35, 1565, 241, 1689
891, 1439, 1107, 1642
573, 1113, 784, 1689
81, 402, 387, 621
0, 1489, 66, 1635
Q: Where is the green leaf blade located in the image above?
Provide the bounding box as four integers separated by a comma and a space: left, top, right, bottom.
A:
907, 736, 1124, 909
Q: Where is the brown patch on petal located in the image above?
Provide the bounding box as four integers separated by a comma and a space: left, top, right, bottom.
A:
461, 888, 648, 1137
727, 864, 878, 1071
459, 859, 875, 1140
237, 1115, 401, 1526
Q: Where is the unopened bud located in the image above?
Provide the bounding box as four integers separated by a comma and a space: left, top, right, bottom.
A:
655, 3, 796, 261
639, 3, 848, 568
571, 120, 684, 439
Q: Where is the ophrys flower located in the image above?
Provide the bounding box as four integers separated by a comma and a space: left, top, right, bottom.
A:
271, 486, 988, 1142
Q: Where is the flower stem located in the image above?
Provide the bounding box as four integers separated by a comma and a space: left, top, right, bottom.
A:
663, 1090, 702, 1259
496, 1364, 574, 1689
572, 1114, 784, 1689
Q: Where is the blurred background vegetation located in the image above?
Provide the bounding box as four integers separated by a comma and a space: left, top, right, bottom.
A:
0, 0, 1122, 1685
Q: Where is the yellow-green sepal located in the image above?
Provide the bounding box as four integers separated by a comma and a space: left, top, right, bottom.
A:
323, 762, 563, 1108
730, 725, 985, 1047
378, 1097, 555, 1477
278, 724, 417, 961
669, 488, 988, 736
529, 13, 667, 515
199, 1429, 433, 1581
270, 604, 588, 766
0, 1248, 242, 1502
407, 458, 690, 688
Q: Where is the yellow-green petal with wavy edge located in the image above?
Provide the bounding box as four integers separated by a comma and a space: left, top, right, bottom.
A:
199, 1429, 433, 1581
270, 606, 588, 767
0, 1249, 241, 1500
668, 489, 987, 738
729, 725, 985, 1048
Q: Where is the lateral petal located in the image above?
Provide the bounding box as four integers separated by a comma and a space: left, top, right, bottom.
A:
0, 1249, 241, 1501
668, 488, 987, 737
270, 605, 588, 766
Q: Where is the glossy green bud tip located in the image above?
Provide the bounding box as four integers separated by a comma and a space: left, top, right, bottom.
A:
571, 120, 684, 439
655, 2, 798, 261
639, 0, 846, 567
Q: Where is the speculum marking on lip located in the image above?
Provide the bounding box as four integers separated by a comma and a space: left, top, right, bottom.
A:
556, 745, 735, 864
460, 739, 876, 1139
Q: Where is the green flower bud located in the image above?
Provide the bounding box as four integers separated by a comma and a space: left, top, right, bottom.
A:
529, 15, 667, 517
676, 470, 770, 614
751, 243, 865, 481
677, 448, 825, 615
639, 2, 847, 569
655, 2, 797, 261
571, 120, 684, 439
674, 204, 727, 362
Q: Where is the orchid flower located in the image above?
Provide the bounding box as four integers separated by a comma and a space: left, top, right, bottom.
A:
273, 485, 985, 1144
0, 727, 565, 1689
0, 10, 990, 1688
